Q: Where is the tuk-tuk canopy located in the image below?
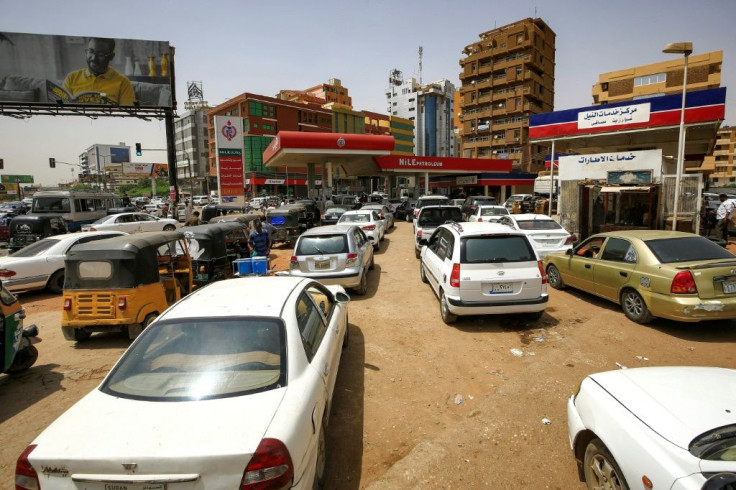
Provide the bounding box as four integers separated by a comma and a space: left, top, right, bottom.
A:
200, 205, 247, 223
182, 222, 246, 260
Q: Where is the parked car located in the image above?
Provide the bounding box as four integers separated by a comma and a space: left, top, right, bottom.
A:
361, 203, 394, 229
543, 230, 736, 323
413, 195, 450, 220
499, 214, 573, 258
0, 200, 29, 215
466, 204, 510, 223
387, 198, 403, 213
17, 276, 350, 489
449, 198, 465, 207
567, 366, 736, 490
394, 199, 418, 222
289, 225, 374, 295
8, 214, 67, 254
413, 205, 464, 258
0, 231, 126, 294
335, 195, 361, 210
503, 194, 535, 213
321, 207, 348, 226
337, 209, 385, 249
460, 195, 498, 220
82, 212, 180, 233
418, 221, 548, 324
0, 211, 18, 241
192, 195, 210, 206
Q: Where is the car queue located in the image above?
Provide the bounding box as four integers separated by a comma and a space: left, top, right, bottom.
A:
4, 192, 736, 490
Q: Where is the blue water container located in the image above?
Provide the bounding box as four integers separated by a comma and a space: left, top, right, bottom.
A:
252, 256, 268, 275
234, 258, 253, 276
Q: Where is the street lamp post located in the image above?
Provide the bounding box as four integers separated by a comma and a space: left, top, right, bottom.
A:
663, 41, 693, 230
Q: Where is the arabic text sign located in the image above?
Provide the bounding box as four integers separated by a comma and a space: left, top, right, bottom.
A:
558, 149, 662, 181
218, 149, 244, 197
1, 174, 34, 184
578, 103, 650, 129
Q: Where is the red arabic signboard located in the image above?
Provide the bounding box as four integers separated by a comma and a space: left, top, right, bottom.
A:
218, 149, 244, 196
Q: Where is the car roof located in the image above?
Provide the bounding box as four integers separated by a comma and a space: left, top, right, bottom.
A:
509, 213, 554, 220
593, 230, 703, 241
419, 205, 462, 211
342, 209, 373, 214
161, 276, 312, 320
418, 195, 448, 200
301, 225, 353, 236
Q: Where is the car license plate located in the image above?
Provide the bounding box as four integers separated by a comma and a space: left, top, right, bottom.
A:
490, 283, 513, 294
101, 484, 165, 490
724, 280, 736, 294
314, 261, 330, 270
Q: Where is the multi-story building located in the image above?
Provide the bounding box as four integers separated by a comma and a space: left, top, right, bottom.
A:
703, 127, 736, 187
174, 108, 210, 194
458, 17, 555, 173
385, 76, 455, 157
592, 51, 722, 105
277, 78, 352, 107
79, 143, 131, 189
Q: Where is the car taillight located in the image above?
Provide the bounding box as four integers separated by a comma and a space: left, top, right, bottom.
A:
362, 224, 375, 231
564, 236, 574, 245
450, 263, 461, 287
15, 444, 39, 490
346, 253, 358, 266
671, 270, 697, 294
417, 230, 422, 238
118, 296, 127, 310
63, 298, 72, 311
89, 226, 97, 231
289, 256, 298, 270
241, 438, 294, 490
321, 214, 326, 219
537, 261, 547, 284
478, 218, 483, 222
198, 265, 206, 274
0, 269, 16, 278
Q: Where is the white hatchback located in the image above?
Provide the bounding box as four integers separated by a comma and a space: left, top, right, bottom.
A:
336, 209, 385, 249
466, 204, 510, 222
499, 214, 573, 258
419, 221, 548, 324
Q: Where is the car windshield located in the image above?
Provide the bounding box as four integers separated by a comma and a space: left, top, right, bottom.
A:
101, 318, 286, 401
33, 197, 71, 213
689, 424, 736, 461
515, 219, 562, 230
418, 208, 463, 226
296, 234, 348, 255
10, 238, 57, 257
462, 235, 536, 263
646, 236, 736, 263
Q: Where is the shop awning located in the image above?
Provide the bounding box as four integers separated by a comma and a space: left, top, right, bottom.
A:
599, 186, 653, 193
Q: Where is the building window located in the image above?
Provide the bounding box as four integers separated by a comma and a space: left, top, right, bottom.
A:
601, 82, 609, 91
634, 73, 666, 87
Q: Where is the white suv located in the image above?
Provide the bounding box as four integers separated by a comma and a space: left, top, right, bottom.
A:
418, 221, 548, 324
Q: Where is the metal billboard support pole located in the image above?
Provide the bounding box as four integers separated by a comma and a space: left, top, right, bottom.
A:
165, 108, 179, 219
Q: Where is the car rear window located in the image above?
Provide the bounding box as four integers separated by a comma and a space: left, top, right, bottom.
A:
481, 208, 508, 216
418, 199, 448, 208
646, 236, 736, 263
101, 318, 286, 401
297, 234, 348, 255
515, 219, 562, 230
418, 208, 463, 226
462, 235, 536, 263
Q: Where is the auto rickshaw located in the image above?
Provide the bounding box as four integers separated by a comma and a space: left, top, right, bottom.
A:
8, 214, 67, 253
200, 204, 247, 223
183, 221, 249, 288
0, 283, 40, 375
266, 205, 308, 247
61, 231, 193, 341
208, 213, 260, 252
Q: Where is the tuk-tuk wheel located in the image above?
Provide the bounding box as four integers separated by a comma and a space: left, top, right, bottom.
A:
6, 344, 38, 374
142, 313, 158, 329
62, 326, 91, 342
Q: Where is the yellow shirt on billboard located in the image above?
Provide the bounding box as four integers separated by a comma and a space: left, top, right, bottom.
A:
62, 67, 135, 106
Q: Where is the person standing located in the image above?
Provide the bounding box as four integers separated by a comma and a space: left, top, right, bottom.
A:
248, 219, 270, 258
184, 210, 200, 227
63, 37, 135, 106
715, 194, 735, 241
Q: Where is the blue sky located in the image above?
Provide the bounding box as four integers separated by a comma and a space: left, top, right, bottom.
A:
1, 0, 735, 185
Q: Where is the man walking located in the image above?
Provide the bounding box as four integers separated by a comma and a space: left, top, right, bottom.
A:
715, 194, 735, 242
248, 219, 270, 258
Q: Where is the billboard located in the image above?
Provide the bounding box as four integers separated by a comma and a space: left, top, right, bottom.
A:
214, 116, 245, 206
1, 174, 34, 184
0, 31, 172, 108
110, 147, 131, 163
121, 162, 167, 177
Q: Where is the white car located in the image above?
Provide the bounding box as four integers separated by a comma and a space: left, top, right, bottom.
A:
337, 209, 385, 249
83, 212, 180, 233
568, 366, 736, 490
193, 195, 210, 206
0, 231, 126, 294
419, 221, 548, 324
466, 204, 510, 222
16, 276, 350, 490
499, 214, 573, 258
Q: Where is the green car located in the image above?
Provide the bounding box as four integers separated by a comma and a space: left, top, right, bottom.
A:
543, 230, 736, 323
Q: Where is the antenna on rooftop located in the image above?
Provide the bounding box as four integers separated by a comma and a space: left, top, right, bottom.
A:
418, 46, 423, 85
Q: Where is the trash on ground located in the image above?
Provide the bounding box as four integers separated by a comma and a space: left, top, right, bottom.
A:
510, 348, 523, 357
541, 418, 551, 425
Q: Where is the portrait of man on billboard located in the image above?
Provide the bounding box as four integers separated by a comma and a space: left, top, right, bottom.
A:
61, 37, 135, 106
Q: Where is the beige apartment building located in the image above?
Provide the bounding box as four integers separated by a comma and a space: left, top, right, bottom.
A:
592, 51, 722, 104
458, 17, 556, 173
703, 127, 736, 186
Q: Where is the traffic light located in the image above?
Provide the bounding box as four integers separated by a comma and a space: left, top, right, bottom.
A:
49, 157, 56, 168
135, 143, 142, 156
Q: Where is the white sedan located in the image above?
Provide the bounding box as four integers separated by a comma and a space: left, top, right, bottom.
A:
337, 209, 385, 249
16, 276, 350, 490
0, 231, 125, 294
568, 366, 736, 490
499, 214, 573, 258
82, 212, 180, 233
466, 204, 510, 222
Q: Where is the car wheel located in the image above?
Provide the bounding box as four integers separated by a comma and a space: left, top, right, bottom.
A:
415, 248, 420, 259
354, 272, 368, 296
142, 313, 158, 330
163, 224, 176, 231
440, 290, 457, 324
620, 289, 653, 324
6, 344, 38, 374
46, 269, 65, 294
583, 438, 629, 490
546, 264, 565, 290
73, 327, 91, 342
313, 418, 327, 489
420, 262, 428, 284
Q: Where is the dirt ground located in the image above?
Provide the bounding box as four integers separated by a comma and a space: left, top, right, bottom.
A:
2, 223, 736, 488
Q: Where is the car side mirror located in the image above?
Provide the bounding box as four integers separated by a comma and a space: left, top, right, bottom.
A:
566, 248, 573, 256
335, 291, 351, 303
419, 238, 429, 246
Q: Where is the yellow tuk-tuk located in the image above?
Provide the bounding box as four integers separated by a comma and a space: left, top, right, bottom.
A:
61, 231, 193, 341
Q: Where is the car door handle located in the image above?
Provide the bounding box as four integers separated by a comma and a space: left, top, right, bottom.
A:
323, 364, 330, 376
619, 271, 628, 278
585, 264, 591, 269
